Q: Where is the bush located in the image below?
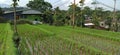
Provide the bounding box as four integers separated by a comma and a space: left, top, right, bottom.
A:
10, 19, 32, 25
53, 20, 64, 26
0, 17, 8, 23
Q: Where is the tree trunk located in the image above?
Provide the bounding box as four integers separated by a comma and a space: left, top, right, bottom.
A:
13, 2, 18, 34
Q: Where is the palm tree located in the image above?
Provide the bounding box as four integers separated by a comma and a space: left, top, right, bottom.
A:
111, 0, 117, 31
12, 0, 19, 34
91, 0, 100, 26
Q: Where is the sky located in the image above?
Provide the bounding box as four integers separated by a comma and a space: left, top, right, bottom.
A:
0, 0, 120, 10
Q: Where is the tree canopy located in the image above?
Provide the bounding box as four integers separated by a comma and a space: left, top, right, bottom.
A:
27, 0, 52, 13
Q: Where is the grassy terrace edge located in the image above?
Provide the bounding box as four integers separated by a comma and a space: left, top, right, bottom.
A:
61, 26, 120, 42
0, 23, 16, 55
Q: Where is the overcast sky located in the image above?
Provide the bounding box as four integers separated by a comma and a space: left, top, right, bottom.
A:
0, 0, 120, 10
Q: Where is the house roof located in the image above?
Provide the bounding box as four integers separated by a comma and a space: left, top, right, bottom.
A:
22, 10, 42, 15
4, 10, 23, 14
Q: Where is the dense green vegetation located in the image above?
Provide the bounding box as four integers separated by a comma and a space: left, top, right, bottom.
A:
0, 23, 16, 55
25, 0, 120, 32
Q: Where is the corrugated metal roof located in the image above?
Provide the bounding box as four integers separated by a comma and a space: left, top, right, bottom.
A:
22, 10, 42, 14
4, 10, 23, 14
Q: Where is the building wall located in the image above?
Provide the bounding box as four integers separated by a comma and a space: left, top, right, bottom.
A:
2, 11, 23, 20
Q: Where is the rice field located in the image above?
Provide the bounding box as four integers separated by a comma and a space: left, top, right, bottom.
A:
0, 23, 16, 55
0, 23, 120, 55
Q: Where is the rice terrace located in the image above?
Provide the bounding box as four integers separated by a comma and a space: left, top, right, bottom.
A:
0, 0, 120, 55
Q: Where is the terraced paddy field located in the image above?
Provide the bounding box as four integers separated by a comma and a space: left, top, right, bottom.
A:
0, 23, 16, 55
0, 23, 120, 55
17, 24, 120, 55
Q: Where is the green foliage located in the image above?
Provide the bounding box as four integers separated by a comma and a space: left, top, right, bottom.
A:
68, 4, 84, 26
10, 19, 32, 25
23, 0, 53, 24
12, 0, 19, 7
26, 15, 42, 21
82, 6, 92, 16
27, 0, 52, 13
0, 7, 3, 15
43, 9, 53, 24
53, 7, 66, 26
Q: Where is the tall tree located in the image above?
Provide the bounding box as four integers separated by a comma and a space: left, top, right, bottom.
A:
82, 6, 92, 16
79, 0, 85, 27
91, 0, 100, 26
53, 7, 67, 26
68, 4, 81, 26
27, 0, 52, 13
12, 0, 19, 34
72, 0, 76, 28
111, 0, 117, 31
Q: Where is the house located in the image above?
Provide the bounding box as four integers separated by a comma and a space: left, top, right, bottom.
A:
84, 16, 109, 30
84, 17, 95, 28
22, 10, 43, 18
2, 10, 43, 20
2, 10, 23, 20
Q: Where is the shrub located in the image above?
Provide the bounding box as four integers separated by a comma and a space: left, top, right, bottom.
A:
10, 19, 32, 25
53, 20, 64, 26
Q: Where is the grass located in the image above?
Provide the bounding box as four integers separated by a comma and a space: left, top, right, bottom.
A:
17, 24, 113, 55
63, 26, 120, 42
36, 24, 120, 55
0, 23, 16, 55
